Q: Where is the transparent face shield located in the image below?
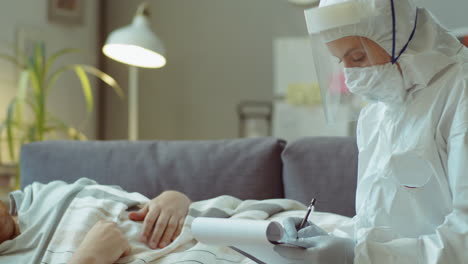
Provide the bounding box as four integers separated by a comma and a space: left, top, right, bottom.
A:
308, 33, 392, 123
305, 0, 419, 123
305, 2, 376, 123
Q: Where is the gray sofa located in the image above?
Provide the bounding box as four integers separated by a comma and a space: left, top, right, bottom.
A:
20, 137, 358, 217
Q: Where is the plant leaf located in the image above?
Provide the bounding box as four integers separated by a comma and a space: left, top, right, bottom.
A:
26, 125, 37, 143
0, 53, 24, 68
14, 70, 30, 128
44, 48, 80, 76
67, 126, 87, 140
74, 64, 124, 98
46, 65, 68, 92
33, 42, 45, 87
6, 99, 18, 161
45, 116, 68, 138
0, 121, 5, 163
0, 40, 28, 68
47, 115, 87, 141
47, 64, 124, 99
73, 65, 93, 113
17, 70, 29, 99
27, 57, 46, 141
0, 121, 5, 144
27, 58, 41, 95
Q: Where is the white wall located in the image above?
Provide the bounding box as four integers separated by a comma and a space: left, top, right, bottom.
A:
103, 0, 308, 140
102, 0, 468, 141
0, 0, 99, 162
415, 0, 468, 30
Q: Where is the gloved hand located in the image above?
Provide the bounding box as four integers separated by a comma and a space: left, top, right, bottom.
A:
281, 217, 328, 243
274, 235, 355, 264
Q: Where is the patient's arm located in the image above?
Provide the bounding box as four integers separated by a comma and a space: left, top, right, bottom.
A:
68, 220, 131, 264
128, 190, 191, 249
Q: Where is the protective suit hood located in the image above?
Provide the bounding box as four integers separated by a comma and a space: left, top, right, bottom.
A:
306, 1, 468, 263
317, 0, 465, 87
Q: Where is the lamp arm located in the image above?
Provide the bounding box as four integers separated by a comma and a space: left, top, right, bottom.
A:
136, 2, 151, 17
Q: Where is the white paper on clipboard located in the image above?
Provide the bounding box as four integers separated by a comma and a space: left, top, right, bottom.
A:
192, 217, 304, 264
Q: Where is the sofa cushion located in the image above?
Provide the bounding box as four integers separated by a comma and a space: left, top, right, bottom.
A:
282, 137, 358, 217
20, 138, 286, 201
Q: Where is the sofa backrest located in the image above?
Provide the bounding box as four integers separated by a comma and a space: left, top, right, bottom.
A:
20, 137, 359, 216
20, 138, 286, 201
282, 137, 358, 217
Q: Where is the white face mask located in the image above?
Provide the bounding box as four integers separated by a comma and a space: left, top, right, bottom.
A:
344, 63, 407, 105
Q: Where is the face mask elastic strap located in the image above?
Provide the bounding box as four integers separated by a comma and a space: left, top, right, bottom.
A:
390, 0, 419, 64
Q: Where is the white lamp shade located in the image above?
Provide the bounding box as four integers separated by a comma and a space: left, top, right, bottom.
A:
103, 15, 167, 68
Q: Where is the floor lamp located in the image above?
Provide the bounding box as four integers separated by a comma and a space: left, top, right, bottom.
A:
103, 2, 166, 141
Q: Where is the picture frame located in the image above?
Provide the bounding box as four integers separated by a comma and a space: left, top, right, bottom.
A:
48, 0, 84, 25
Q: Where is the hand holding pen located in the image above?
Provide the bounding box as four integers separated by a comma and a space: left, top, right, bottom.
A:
280, 198, 325, 245
298, 198, 316, 232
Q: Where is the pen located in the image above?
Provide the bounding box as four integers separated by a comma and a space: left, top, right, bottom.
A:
299, 198, 316, 230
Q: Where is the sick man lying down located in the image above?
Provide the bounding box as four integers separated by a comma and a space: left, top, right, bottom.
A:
0, 178, 332, 264
0, 177, 191, 264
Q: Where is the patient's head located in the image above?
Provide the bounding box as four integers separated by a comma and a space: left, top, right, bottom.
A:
0, 201, 16, 244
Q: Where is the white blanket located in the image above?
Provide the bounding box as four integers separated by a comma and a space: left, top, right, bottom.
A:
5, 179, 352, 264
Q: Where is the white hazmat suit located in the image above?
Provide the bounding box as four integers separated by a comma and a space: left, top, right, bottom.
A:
353, 4, 468, 264
277, 0, 468, 263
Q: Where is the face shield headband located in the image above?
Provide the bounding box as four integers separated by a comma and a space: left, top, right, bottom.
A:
390, 0, 419, 64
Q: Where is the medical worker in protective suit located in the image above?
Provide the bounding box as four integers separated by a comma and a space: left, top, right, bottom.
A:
275, 0, 468, 263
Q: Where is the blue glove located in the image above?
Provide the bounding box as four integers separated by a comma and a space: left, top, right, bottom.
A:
281, 217, 328, 243
274, 235, 355, 264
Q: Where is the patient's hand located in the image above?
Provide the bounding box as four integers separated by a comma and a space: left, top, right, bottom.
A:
69, 220, 131, 264
128, 190, 191, 249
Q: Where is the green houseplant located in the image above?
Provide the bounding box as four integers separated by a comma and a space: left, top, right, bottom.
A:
0, 42, 123, 188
